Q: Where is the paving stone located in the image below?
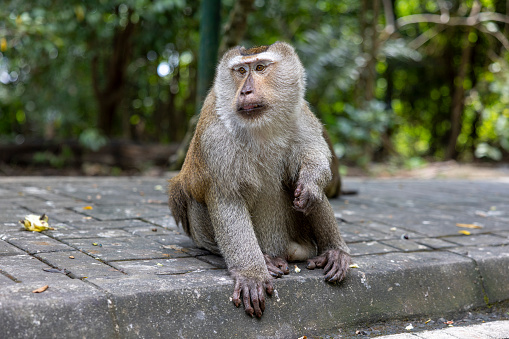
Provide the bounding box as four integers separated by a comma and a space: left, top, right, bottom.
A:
64, 236, 183, 261
0, 254, 75, 284
196, 254, 227, 269
123, 225, 173, 237
112, 257, 215, 276
142, 215, 179, 230
48, 228, 131, 240
442, 234, 509, 247
0, 272, 15, 285
34, 250, 125, 279
2, 231, 75, 254
146, 233, 210, 256
74, 204, 168, 220
415, 237, 459, 249
380, 239, 431, 251
339, 224, 394, 242
348, 241, 398, 256
0, 239, 25, 256
68, 218, 152, 229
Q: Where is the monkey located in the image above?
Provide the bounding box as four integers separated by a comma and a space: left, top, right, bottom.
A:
168, 41, 350, 318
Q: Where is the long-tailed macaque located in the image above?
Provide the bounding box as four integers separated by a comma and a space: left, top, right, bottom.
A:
168, 42, 350, 318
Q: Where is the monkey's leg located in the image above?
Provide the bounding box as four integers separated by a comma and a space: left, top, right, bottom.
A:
304, 199, 351, 283
207, 193, 273, 318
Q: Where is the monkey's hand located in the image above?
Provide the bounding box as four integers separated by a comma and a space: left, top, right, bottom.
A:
306, 249, 351, 283
293, 182, 323, 215
264, 254, 290, 278
231, 271, 274, 318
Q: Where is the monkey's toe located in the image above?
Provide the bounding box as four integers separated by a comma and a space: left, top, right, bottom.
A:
264, 255, 289, 277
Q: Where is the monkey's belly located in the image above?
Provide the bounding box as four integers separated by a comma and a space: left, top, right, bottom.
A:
286, 241, 316, 261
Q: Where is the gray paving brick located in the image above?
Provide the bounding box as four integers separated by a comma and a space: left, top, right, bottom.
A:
415, 238, 459, 249
64, 236, 183, 261
442, 234, 509, 247
0, 239, 25, 255
380, 239, 431, 251
34, 250, 125, 279
348, 241, 398, 256
74, 204, 168, 220
2, 231, 75, 254
48, 228, 131, 240
112, 257, 215, 276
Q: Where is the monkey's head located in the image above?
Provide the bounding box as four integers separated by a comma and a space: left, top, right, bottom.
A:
214, 42, 306, 134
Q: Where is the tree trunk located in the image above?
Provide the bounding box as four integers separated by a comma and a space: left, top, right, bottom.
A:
92, 9, 136, 136
445, 30, 473, 160
219, 0, 255, 55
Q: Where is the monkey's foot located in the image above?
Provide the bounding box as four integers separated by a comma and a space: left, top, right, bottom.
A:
231, 273, 273, 318
306, 249, 351, 283
263, 255, 290, 278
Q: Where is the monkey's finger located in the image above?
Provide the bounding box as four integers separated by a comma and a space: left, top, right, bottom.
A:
265, 280, 274, 295
324, 263, 339, 282
257, 284, 266, 313
268, 266, 283, 278
232, 280, 242, 307
323, 258, 334, 274
315, 255, 327, 268
306, 259, 317, 270
250, 286, 262, 318
294, 183, 303, 197
243, 285, 254, 317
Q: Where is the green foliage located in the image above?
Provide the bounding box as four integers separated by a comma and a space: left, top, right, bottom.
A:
1, 0, 509, 168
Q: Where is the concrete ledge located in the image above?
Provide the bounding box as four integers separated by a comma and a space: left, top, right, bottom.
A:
1, 250, 494, 338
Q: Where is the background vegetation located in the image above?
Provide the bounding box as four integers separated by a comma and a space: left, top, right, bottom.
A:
1, 0, 509, 173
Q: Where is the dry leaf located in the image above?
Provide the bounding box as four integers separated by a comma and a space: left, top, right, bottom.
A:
456, 223, 483, 229
83, 206, 93, 210
32, 285, 49, 293
19, 214, 54, 232
349, 264, 360, 268
458, 230, 471, 235
69, 256, 75, 259
424, 319, 431, 324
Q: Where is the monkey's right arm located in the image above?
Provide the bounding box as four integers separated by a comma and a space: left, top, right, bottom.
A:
206, 190, 273, 318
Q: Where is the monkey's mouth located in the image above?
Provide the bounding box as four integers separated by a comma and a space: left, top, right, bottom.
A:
237, 104, 265, 117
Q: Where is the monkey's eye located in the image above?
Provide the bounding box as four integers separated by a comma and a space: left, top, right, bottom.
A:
255, 64, 265, 72
238, 67, 247, 75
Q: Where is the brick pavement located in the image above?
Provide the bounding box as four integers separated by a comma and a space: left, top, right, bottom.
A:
0, 177, 508, 338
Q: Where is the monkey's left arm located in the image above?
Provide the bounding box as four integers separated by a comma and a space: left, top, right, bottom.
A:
293, 105, 351, 283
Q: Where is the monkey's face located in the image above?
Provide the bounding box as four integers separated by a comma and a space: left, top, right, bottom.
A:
215, 42, 306, 131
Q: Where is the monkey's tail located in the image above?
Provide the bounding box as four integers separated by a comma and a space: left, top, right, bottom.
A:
168, 179, 191, 236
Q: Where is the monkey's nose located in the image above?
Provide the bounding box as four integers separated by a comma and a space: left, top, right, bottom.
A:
241, 86, 253, 96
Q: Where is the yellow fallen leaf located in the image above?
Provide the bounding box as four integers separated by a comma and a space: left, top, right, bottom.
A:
456, 223, 483, 229
425, 319, 431, 324
32, 285, 49, 293
19, 214, 54, 232
83, 206, 93, 210
458, 230, 471, 235
349, 264, 360, 268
